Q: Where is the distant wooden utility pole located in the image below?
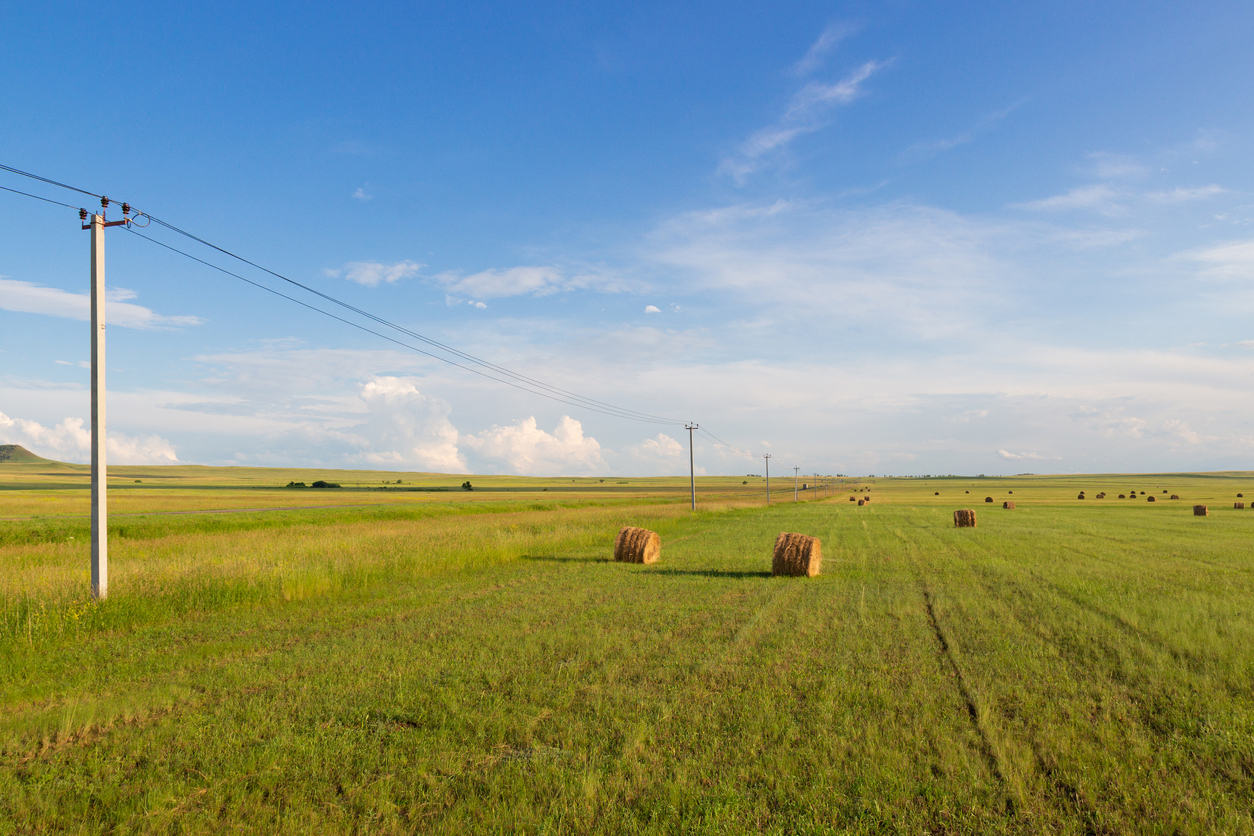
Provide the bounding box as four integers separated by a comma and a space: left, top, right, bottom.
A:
764, 454, 771, 505
794, 466, 799, 502
686, 423, 697, 511
83, 197, 131, 600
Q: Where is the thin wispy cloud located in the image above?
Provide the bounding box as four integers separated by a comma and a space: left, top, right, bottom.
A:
0, 277, 203, 330
900, 102, 1023, 162
352, 186, 372, 202
324, 260, 423, 287
791, 23, 856, 76
721, 50, 890, 182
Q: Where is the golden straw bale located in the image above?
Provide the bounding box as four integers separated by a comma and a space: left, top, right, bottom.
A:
1194, 505, 1208, 517
613, 526, 661, 564
1236, 502, 1245, 510
772, 532, 821, 577
849, 496, 856, 501
1118, 494, 1126, 498
984, 496, 993, 503
1147, 496, 1156, 503
954, 509, 977, 527
857, 499, 864, 506
1170, 494, 1179, 499
1003, 501, 1015, 509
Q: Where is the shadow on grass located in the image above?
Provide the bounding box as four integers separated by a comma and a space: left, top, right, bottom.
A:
647, 568, 773, 579
520, 554, 609, 563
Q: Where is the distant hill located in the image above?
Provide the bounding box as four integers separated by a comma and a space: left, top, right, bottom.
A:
0, 444, 52, 464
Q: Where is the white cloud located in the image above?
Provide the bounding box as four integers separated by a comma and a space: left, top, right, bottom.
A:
352, 186, 372, 202
0, 278, 203, 329
440, 266, 563, 298
996, 449, 1055, 460
468, 300, 487, 309
324, 260, 423, 287
901, 102, 1021, 161
350, 377, 466, 472
0, 411, 179, 464
644, 305, 660, 313
463, 415, 605, 475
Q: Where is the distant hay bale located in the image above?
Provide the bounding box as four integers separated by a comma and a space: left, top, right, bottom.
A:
1170, 494, 1179, 500
954, 509, 977, 528
1239, 493, 1245, 498
1118, 494, 1126, 499
1077, 494, 1085, 500
984, 496, 993, 503
613, 526, 660, 564
1147, 496, 1155, 503
1193, 505, 1208, 517
1236, 502, 1246, 510
849, 496, 856, 502
1162, 490, 1167, 494
1008, 490, 1013, 494
1003, 501, 1015, 509
857, 499, 864, 506
772, 532, 821, 577
864, 496, 871, 503
934, 491, 939, 495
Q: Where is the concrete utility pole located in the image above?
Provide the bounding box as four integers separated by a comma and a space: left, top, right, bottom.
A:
83, 197, 130, 600
794, 466, 800, 502
686, 423, 698, 511
764, 454, 771, 505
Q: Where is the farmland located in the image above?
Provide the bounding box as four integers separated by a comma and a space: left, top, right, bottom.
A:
2, 463, 1253, 833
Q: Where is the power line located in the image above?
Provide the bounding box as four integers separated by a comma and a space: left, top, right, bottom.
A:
123, 228, 678, 425
1, 163, 682, 427
0, 184, 79, 210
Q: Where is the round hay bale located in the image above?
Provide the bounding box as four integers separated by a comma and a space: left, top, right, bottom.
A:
954, 509, 977, 528
1147, 496, 1155, 503
1118, 494, 1126, 499
1008, 490, 1013, 494
772, 532, 821, 577
1003, 501, 1015, 509
1077, 494, 1085, 500
965, 490, 969, 494
857, 499, 864, 506
613, 526, 661, 564
849, 496, 856, 502
984, 496, 993, 503
934, 491, 939, 495
1193, 505, 1208, 517
1170, 494, 1179, 500
1239, 493, 1245, 498
1162, 490, 1167, 494
1236, 502, 1246, 510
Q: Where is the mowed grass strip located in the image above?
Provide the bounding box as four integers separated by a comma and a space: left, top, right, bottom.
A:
1, 482, 1253, 833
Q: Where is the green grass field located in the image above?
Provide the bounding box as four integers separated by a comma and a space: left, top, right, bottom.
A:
2, 463, 1253, 833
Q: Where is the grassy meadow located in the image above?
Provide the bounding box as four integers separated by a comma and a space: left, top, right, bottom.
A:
2, 462, 1254, 833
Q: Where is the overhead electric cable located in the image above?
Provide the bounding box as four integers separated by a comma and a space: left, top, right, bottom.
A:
123, 228, 679, 425
0, 184, 79, 210
0, 162, 682, 427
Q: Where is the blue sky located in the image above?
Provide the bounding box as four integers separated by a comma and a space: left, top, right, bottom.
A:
3, 2, 1254, 476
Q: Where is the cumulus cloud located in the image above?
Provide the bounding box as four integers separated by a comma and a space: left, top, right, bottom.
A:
644, 305, 661, 313
0, 411, 179, 464
464, 415, 605, 475
324, 260, 423, 287
350, 377, 466, 472
0, 278, 203, 329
